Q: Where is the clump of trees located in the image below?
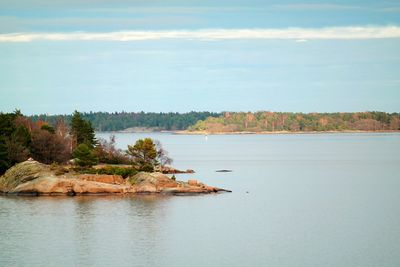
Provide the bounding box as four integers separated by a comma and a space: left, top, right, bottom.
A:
0, 110, 72, 173
0, 110, 174, 175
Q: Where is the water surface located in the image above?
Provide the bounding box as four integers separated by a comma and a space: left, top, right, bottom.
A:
1, 133, 400, 266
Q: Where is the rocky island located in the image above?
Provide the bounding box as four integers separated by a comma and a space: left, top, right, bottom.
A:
0, 111, 231, 196
0, 160, 231, 196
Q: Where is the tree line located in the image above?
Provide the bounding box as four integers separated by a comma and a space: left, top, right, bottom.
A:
30, 111, 221, 131
189, 111, 400, 132
29, 111, 400, 133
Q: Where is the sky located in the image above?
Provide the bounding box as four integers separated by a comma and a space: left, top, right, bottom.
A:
0, 0, 399, 115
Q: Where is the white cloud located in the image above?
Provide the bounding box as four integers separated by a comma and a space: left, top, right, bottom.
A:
1, 26, 400, 42
272, 4, 363, 11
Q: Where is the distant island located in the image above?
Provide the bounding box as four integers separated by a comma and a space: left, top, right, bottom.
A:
30, 111, 400, 133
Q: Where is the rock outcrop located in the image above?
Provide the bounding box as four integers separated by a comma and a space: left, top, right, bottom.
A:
0, 160, 231, 196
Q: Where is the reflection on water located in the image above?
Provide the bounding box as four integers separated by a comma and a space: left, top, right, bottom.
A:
0, 195, 174, 266
1, 133, 400, 267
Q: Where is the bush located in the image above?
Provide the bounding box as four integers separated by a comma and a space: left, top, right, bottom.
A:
73, 165, 137, 178
139, 163, 154, 172
72, 144, 98, 167
97, 166, 137, 178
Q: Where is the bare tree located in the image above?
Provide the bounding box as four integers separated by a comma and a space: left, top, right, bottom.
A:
31, 129, 71, 164
95, 135, 131, 164
154, 140, 173, 168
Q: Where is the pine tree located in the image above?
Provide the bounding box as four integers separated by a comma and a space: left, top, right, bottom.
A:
127, 138, 158, 171
72, 144, 98, 167
0, 137, 10, 173
0, 112, 19, 173
70, 111, 96, 149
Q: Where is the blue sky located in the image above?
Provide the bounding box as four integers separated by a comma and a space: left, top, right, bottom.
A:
0, 0, 399, 114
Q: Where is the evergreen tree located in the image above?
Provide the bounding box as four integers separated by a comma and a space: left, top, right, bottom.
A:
127, 138, 158, 171
70, 111, 96, 148
5, 127, 30, 165
0, 113, 17, 137
0, 137, 9, 173
72, 144, 98, 167
0, 112, 22, 173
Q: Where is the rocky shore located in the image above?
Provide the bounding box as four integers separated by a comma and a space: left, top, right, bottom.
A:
0, 160, 231, 196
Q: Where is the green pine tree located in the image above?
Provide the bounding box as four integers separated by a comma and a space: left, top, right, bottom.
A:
72, 144, 98, 167
126, 138, 158, 171
70, 111, 96, 148
0, 137, 10, 173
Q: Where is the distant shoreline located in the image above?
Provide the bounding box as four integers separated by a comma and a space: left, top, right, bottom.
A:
173, 130, 400, 135
98, 129, 400, 135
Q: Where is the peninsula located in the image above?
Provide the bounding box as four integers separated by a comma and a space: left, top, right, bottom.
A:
0, 160, 230, 196
0, 111, 230, 195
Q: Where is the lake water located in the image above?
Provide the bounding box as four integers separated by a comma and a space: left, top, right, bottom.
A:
1, 133, 400, 266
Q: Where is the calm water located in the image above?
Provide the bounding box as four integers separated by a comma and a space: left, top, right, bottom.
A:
1, 133, 400, 266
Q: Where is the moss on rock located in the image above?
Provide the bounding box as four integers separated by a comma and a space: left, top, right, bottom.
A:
0, 160, 50, 192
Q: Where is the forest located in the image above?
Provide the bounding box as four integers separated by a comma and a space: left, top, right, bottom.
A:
30, 111, 221, 131
28, 111, 400, 133
189, 111, 400, 133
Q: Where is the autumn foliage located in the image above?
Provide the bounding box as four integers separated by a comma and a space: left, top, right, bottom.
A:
190, 111, 400, 133
0, 111, 72, 173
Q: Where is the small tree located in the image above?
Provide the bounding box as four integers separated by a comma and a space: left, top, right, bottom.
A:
5, 135, 29, 164
126, 138, 158, 171
154, 140, 173, 168
126, 138, 173, 172
72, 144, 98, 167
70, 111, 96, 149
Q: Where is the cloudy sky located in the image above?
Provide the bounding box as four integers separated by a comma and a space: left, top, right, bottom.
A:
0, 0, 399, 114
